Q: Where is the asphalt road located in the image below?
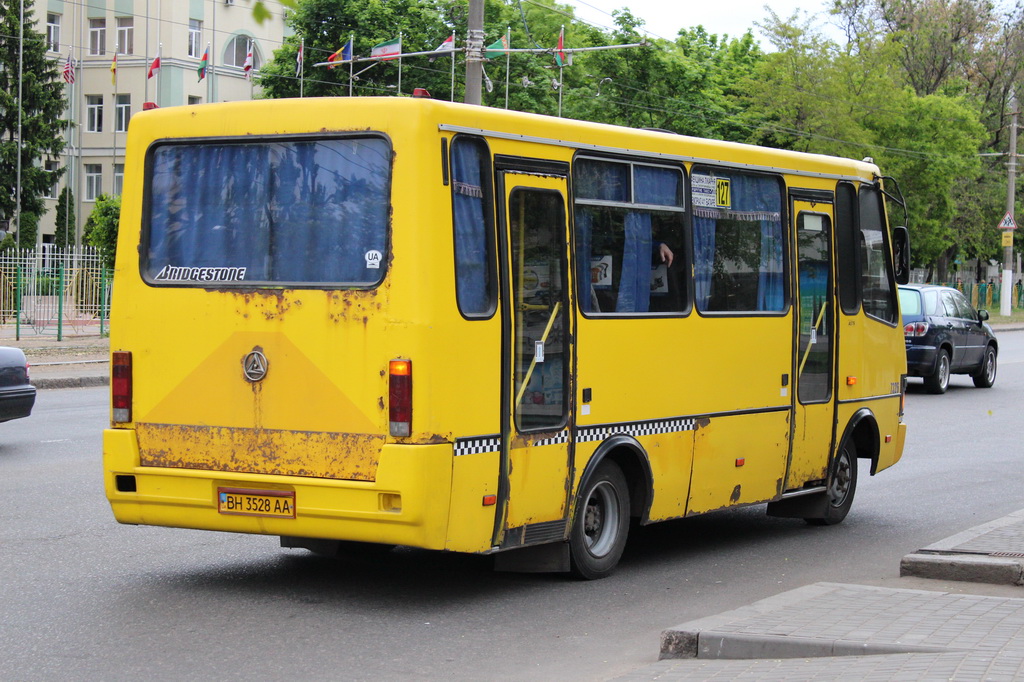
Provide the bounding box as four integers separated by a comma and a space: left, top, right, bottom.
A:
2, 333, 1023, 680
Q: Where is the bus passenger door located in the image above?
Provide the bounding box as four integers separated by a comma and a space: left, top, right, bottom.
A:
787, 198, 837, 488
493, 165, 574, 548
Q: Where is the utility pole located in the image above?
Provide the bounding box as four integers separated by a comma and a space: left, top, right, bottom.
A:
1002, 94, 1018, 317
464, 0, 484, 105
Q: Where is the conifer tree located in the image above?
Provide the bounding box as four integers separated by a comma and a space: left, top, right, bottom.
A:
0, 0, 69, 247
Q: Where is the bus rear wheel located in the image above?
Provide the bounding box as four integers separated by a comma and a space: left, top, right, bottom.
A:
569, 461, 630, 580
806, 442, 857, 526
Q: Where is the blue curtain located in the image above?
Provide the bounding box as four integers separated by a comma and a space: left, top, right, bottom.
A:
693, 215, 716, 310
574, 208, 594, 312
451, 139, 491, 315
146, 138, 389, 285
616, 212, 652, 312
634, 165, 679, 206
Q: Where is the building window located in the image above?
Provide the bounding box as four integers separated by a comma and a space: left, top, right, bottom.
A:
86, 96, 103, 133
114, 164, 125, 197
89, 19, 106, 56
44, 161, 60, 199
188, 20, 203, 58
225, 35, 260, 69
85, 165, 102, 201
115, 95, 131, 133
116, 17, 134, 55
46, 14, 61, 52
188, 96, 203, 106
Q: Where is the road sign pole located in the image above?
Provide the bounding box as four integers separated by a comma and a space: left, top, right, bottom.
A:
1002, 96, 1017, 317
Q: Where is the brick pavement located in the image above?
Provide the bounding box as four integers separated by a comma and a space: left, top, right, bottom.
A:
614, 582, 1024, 680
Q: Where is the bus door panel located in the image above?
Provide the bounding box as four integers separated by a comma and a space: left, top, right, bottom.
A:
787, 199, 837, 487
495, 170, 574, 542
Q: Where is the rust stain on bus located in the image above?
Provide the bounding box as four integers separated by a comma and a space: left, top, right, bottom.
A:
136, 423, 382, 480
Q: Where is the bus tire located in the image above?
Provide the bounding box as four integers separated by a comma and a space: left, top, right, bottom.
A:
569, 460, 630, 580
806, 441, 857, 526
924, 349, 950, 394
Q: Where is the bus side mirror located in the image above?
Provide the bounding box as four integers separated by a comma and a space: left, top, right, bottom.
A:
893, 226, 910, 285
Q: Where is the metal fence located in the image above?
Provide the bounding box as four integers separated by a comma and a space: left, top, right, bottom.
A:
939, 280, 1024, 311
0, 247, 111, 339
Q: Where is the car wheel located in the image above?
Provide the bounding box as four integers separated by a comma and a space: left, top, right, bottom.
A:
924, 349, 950, 394
806, 442, 857, 526
569, 460, 630, 580
972, 345, 997, 388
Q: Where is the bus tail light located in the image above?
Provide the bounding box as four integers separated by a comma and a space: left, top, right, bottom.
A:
112, 351, 133, 423
904, 321, 929, 337
389, 359, 412, 437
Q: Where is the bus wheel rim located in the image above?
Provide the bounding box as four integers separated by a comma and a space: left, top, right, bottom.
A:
584, 481, 620, 557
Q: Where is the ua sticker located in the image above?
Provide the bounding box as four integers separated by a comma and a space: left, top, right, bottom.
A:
365, 250, 383, 269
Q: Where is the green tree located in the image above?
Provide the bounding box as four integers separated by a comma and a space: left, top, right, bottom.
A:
54, 187, 76, 249
257, 0, 452, 99
0, 0, 69, 248
83, 194, 121, 270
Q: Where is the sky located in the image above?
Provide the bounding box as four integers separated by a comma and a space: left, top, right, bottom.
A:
563, 0, 836, 47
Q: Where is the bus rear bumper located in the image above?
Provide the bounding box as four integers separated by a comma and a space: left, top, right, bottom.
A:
102, 428, 458, 551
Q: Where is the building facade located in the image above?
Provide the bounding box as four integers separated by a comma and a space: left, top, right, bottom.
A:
36, 0, 288, 245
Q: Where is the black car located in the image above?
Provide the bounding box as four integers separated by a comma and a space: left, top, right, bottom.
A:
898, 284, 998, 394
0, 346, 35, 423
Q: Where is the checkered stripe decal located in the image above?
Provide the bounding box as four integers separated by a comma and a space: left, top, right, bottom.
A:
454, 418, 695, 454
576, 417, 696, 444
453, 435, 501, 457
534, 432, 569, 448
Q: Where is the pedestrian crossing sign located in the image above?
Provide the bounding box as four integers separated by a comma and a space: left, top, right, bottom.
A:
998, 212, 1017, 229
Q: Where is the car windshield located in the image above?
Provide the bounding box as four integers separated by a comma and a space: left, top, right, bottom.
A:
898, 287, 921, 315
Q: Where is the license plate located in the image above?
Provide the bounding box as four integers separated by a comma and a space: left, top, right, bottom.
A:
217, 488, 295, 518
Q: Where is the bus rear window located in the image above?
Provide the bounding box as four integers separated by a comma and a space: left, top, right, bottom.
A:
142, 136, 391, 287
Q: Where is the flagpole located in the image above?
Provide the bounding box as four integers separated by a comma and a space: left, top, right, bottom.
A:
299, 37, 304, 98
349, 33, 354, 97
397, 32, 403, 96
112, 42, 118, 186
450, 31, 456, 102
156, 42, 162, 107
504, 27, 511, 109
558, 26, 564, 118
15, 0, 24, 250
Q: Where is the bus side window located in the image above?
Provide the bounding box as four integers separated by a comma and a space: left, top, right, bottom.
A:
451, 137, 496, 318
573, 158, 686, 315
858, 186, 898, 324
835, 181, 860, 314
691, 168, 785, 314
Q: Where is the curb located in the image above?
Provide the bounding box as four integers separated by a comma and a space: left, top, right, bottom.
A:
899, 508, 1024, 586
32, 375, 109, 390
900, 552, 1024, 585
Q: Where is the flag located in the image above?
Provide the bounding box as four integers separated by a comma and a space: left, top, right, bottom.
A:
295, 40, 303, 77
327, 38, 352, 69
110, 53, 117, 85
62, 51, 75, 83
485, 35, 509, 59
243, 42, 254, 79
371, 37, 401, 61
147, 46, 161, 79
429, 34, 454, 62
197, 44, 209, 82
554, 27, 566, 67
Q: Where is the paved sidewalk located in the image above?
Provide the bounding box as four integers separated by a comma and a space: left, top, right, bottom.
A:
618, 509, 1024, 681
620, 583, 1024, 680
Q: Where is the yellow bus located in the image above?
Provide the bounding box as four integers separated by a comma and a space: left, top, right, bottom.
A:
104, 97, 909, 579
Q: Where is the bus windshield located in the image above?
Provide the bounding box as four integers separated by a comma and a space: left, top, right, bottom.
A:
142, 136, 391, 287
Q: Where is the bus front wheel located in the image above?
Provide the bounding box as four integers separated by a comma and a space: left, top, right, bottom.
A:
569, 461, 630, 580
806, 442, 857, 526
